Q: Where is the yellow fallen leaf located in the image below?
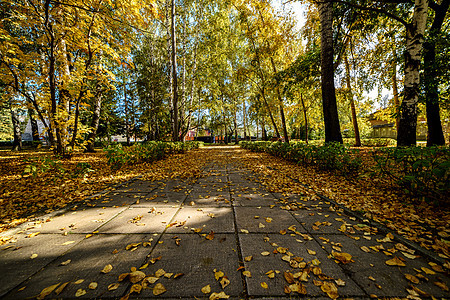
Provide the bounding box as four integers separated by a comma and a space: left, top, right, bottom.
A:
360, 246, 371, 253
139, 263, 149, 270
201, 285, 211, 294
155, 269, 166, 277
266, 270, 275, 278
385, 257, 405, 267
108, 283, 120, 291
153, 283, 166, 295
214, 270, 224, 280
335, 279, 346, 286
261, 282, 268, 289
289, 282, 307, 295
243, 271, 251, 277
321, 281, 338, 299
220, 276, 230, 288
75, 289, 86, 297
85, 234, 93, 239
60, 259, 71, 266
244, 256, 253, 262
130, 270, 146, 283
101, 264, 113, 273
265, 217, 272, 223
261, 251, 270, 256
332, 251, 353, 264
74, 279, 84, 284
30, 253, 38, 259
434, 281, 449, 291
284, 271, 295, 284
209, 291, 230, 299
206, 231, 215, 240
130, 284, 142, 294
258, 223, 265, 228
54, 282, 70, 295
61, 241, 75, 246
37, 283, 60, 300
405, 274, 419, 284
88, 282, 98, 290
307, 249, 316, 255
421, 267, 435, 275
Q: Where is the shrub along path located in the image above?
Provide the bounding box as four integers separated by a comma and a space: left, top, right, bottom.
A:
0, 146, 448, 299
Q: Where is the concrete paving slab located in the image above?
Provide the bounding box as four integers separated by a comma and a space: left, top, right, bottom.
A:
232, 193, 278, 207
235, 207, 308, 234
190, 183, 230, 194
113, 180, 159, 193
98, 207, 179, 234
137, 233, 244, 298
238, 234, 365, 297
92, 192, 149, 207
0, 233, 86, 298
22, 206, 127, 234
131, 193, 187, 208
186, 193, 232, 207
3, 234, 156, 299
197, 175, 229, 184
166, 207, 235, 234
318, 233, 450, 298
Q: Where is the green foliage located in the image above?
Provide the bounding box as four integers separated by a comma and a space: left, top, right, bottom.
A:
22, 156, 65, 178
240, 141, 361, 176
342, 138, 397, 147
104, 141, 200, 168
372, 146, 449, 203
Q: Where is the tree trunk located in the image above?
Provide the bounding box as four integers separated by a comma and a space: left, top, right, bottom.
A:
424, 0, 448, 146
392, 48, 400, 132
300, 93, 308, 144
397, 0, 428, 147
85, 92, 103, 152
10, 99, 22, 151
261, 90, 280, 138
344, 55, 361, 146
270, 57, 289, 143
318, 0, 343, 144
171, 0, 179, 141
28, 109, 40, 142
234, 99, 238, 144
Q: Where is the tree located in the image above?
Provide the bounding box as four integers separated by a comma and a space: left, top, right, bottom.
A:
318, 0, 343, 143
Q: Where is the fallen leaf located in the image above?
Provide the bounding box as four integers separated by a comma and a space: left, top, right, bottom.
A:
266, 270, 275, 278
284, 271, 295, 284
261, 282, 268, 289
214, 270, 224, 280
405, 274, 419, 284
258, 223, 265, 228
220, 276, 230, 289
74, 279, 84, 284
434, 281, 449, 291
209, 291, 230, 299
421, 267, 435, 275
320, 281, 338, 299
289, 282, 307, 295
360, 246, 371, 253
108, 283, 120, 291
261, 251, 270, 256
173, 273, 184, 279
143, 276, 159, 285
129, 270, 146, 283
30, 253, 38, 259
155, 269, 166, 277
60, 259, 71, 266
88, 282, 98, 290
385, 257, 405, 267
335, 279, 346, 286
244, 256, 253, 262
243, 271, 251, 277
201, 285, 211, 294
75, 289, 86, 297
153, 283, 166, 295
130, 284, 142, 294
101, 264, 113, 273
61, 241, 75, 245
37, 283, 60, 300
307, 249, 316, 255
54, 282, 70, 295
332, 251, 353, 264
206, 231, 215, 240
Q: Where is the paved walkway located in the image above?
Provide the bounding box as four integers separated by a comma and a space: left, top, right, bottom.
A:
0, 147, 449, 299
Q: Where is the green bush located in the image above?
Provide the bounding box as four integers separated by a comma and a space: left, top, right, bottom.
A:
240, 141, 361, 176
372, 146, 449, 202
104, 141, 200, 168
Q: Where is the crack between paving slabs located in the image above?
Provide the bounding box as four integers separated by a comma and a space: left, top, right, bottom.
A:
229, 169, 251, 300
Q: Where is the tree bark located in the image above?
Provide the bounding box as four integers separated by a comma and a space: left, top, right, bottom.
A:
171, 0, 179, 141
260, 90, 281, 138
28, 109, 40, 142
344, 54, 361, 146
10, 98, 22, 151
392, 48, 400, 131
423, 0, 448, 146
397, 0, 428, 147
269, 57, 289, 143
318, 0, 343, 144
300, 93, 308, 144
85, 92, 103, 152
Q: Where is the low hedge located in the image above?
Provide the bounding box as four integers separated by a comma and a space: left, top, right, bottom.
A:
240, 141, 361, 176
105, 141, 200, 168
